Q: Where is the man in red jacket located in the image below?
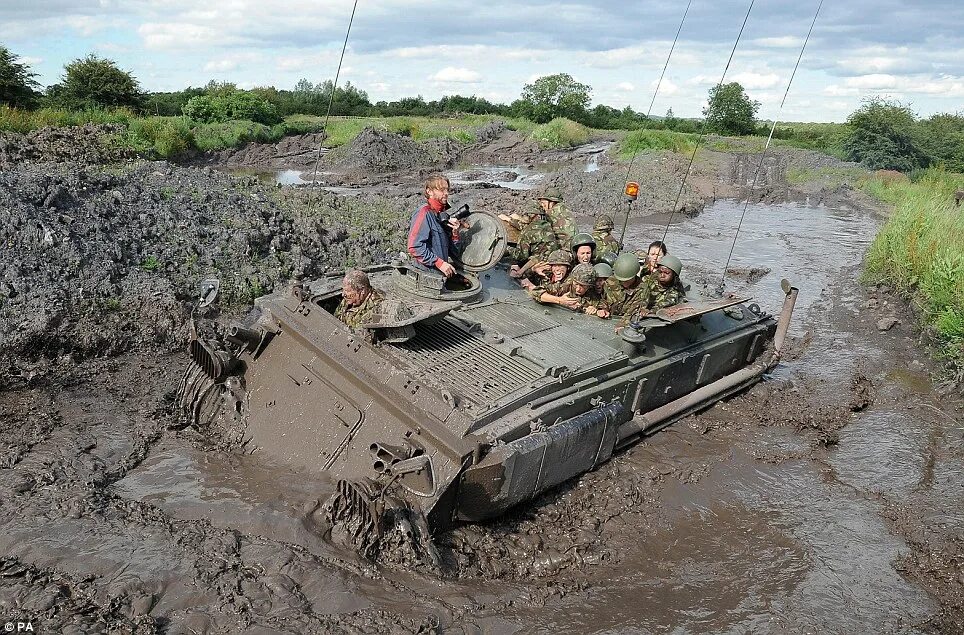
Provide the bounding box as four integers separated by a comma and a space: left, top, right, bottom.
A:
407, 174, 463, 278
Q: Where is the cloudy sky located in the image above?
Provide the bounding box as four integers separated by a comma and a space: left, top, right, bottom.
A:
3, 0, 962, 122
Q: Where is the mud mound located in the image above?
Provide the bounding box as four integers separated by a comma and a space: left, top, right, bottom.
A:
0, 124, 133, 168
200, 132, 329, 170
326, 127, 432, 174
0, 161, 403, 379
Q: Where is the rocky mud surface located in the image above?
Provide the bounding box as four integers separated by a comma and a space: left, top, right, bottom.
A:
0, 123, 961, 633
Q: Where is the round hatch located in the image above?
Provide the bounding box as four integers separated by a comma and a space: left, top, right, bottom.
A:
453, 210, 508, 272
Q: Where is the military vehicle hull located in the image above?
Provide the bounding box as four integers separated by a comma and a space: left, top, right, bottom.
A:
180, 261, 796, 543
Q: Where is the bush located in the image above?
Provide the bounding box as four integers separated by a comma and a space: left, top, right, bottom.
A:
192, 120, 277, 151
123, 117, 195, 158
530, 117, 589, 148
619, 129, 697, 156
181, 90, 281, 125
181, 95, 218, 122
48, 54, 144, 111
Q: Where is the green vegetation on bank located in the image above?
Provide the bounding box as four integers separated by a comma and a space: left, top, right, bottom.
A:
862, 168, 964, 369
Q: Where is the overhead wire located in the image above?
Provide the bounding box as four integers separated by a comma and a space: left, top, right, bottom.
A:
658, 0, 757, 247
618, 0, 692, 245
718, 0, 824, 291
305, 0, 360, 216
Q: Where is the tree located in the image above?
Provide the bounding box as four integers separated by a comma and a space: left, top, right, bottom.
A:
49, 54, 143, 110
0, 45, 40, 108
702, 82, 759, 136
842, 97, 929, 172
518, 73, 592, 124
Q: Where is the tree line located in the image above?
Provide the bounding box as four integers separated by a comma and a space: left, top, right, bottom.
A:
2, 44, 962, 172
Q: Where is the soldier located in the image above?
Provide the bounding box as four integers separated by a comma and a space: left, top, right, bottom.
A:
508, 204, 557, 278
571, 233, 596, 265
592, 216, 620, 261
526, 248, 572, 292
334, 269, 385, 329
593, 262, 613, 295
626, 254, 686, 320
603, 252, 647, 316
636, 240, 667, 275
531, 263, 609, 318
536, 187, 577, 249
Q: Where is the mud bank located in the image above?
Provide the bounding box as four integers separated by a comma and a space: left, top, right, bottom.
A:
1, 124, 961, 633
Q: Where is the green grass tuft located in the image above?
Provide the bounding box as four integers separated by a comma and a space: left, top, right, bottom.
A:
619, 129, 697, 157
531, 117, 590, 149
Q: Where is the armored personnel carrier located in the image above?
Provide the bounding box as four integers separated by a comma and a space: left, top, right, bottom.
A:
179, 210, 797, 553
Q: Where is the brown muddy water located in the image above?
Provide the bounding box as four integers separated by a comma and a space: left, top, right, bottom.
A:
2, 199, 961, 633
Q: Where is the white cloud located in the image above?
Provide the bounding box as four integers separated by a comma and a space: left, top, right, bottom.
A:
617, 81, 634, 91
19, 56, 43, 66
751, 36, 804, 48
275, 50, 338, 72
655, 78, 679, 96
430, 67, 481, 83
845, 74, 898, 89
138, 22, 230, 50
204, 59, 238, 72
730, 71, 781, 90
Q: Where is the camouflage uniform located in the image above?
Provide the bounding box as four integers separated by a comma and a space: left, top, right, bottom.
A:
602, 277, 647, 316
530, 279, 605, 312
623, 275, 686, 319
592, 230, 620, 262
334, 289, 385, 329
508, 214, 558, 263
545, 202, 577, 249
527, 277, 568, 301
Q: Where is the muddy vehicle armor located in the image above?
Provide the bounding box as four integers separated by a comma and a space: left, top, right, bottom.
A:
179, 209, 798, 549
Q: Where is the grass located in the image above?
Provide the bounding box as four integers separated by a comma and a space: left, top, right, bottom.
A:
862, 167, 964, 369
786, 165, 869, 189
618, 128, 697, 157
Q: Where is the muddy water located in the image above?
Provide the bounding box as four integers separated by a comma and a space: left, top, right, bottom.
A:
4, 198, 961, 632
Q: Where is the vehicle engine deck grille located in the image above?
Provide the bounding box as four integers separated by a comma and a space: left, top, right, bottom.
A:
392, 318, 543, 405
459, 302, 559, 338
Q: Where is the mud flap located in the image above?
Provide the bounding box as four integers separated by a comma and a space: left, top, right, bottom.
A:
456, 402, 627, 522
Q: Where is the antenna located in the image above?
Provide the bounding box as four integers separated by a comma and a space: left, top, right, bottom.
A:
719, 0, 824, 292
617, 0, 693, 246
658, 0, 757, 247
305, 0, 360, 216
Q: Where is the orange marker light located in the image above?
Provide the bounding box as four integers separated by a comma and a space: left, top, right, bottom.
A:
624, 181, 640, 200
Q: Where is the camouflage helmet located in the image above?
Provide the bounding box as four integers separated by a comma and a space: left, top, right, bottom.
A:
571, 232, 596, 250
613, 252, 641, 281
545, 249, 572, 266
657, 254, 683, 276
593, 262, 613, 278
537, 187, 563, 203
570, 263, 597, 285
593, 215, 615, 232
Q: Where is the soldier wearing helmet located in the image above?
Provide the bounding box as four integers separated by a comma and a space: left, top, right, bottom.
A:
525, 248, 572, 294
593, 262, 613, 295
508, 198, 559, 274
602, 251, 647, 316
592, 216, 620, 262
536, 187, 577, 249
571, 232, 596, 265
624, 254, 686, 322
531, 262, 609, 318
636, 240, 668, 275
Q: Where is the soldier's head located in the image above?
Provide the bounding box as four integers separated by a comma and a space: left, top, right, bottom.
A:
570, 263, 596, 296
613, 252, 641, 288
593, 262, 612, 293
342, 269, 372, 307
645, 240, 668, 273
546, 249, 572, 282
424, 174, 450, 205
571, 233, 596, 265
593, 215, 615, 234
536, 187, 562, 212
655, 255, 682, 286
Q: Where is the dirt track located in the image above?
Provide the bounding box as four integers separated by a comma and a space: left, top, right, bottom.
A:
0, 124, 961, 633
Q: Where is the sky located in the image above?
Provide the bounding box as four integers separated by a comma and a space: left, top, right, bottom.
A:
2, 0, 963, 123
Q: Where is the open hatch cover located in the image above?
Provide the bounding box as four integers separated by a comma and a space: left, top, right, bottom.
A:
453, 210, 508, 272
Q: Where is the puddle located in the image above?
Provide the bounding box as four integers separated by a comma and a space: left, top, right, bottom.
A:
446, 165, 545, 190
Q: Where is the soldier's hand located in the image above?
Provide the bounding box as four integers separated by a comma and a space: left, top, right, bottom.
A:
532, 262, 550, 276
597, 308, 610, 318
509, 264, 523, 278
438, 261, 456, 278
559, 295, 581, 310
584, 306, 598, 315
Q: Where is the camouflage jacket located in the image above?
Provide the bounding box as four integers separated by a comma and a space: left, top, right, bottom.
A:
545, 203, 577, 249
527, 277, 568, 301
508, 214, 557, 263
623, 275, 686, 320
334, 289, 385, 329
531, 279, 605, 312
592, 230, 620, 261
602, 277, 647, 316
